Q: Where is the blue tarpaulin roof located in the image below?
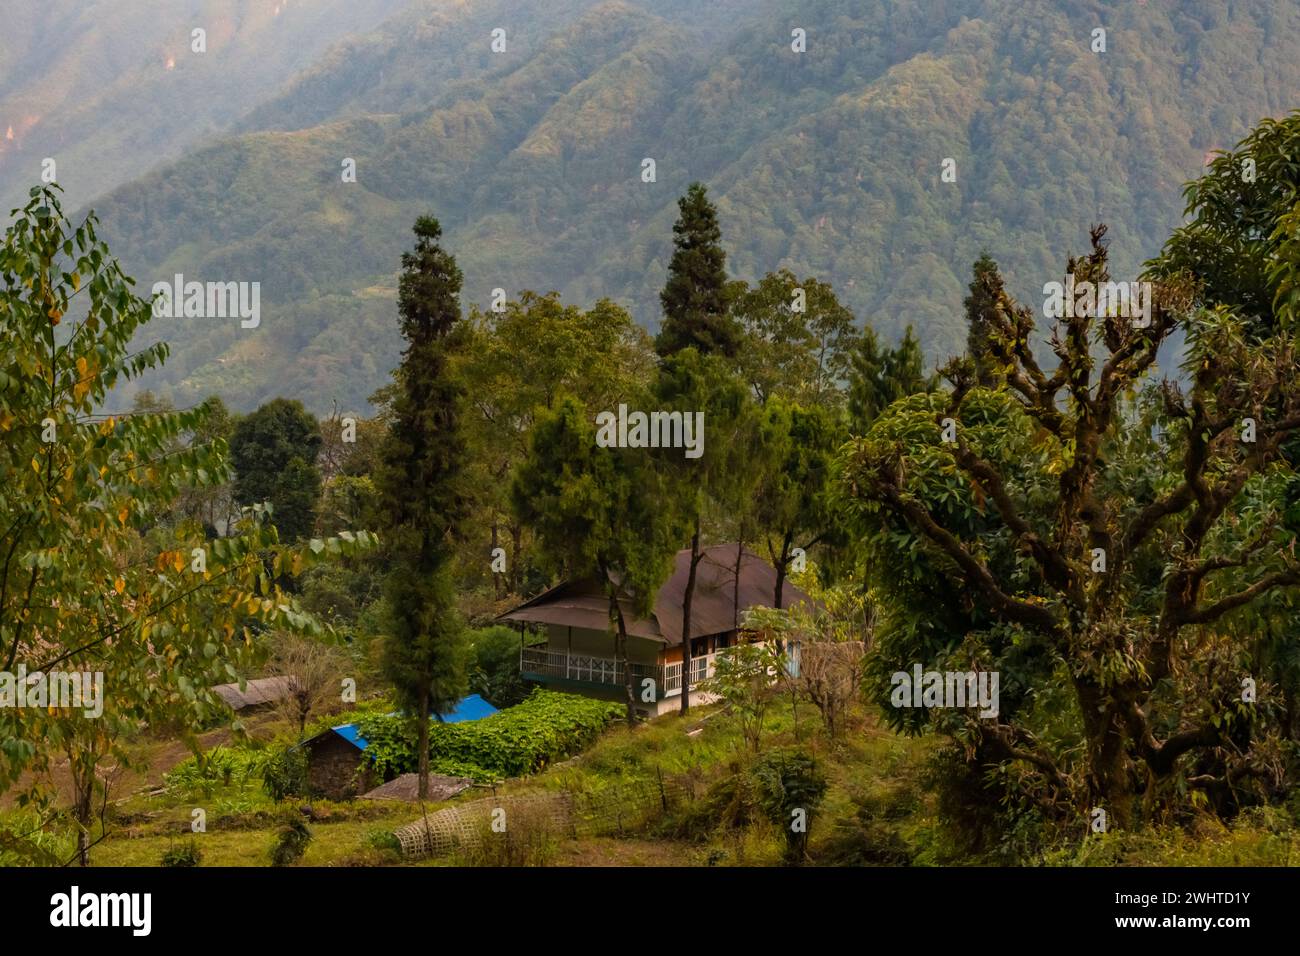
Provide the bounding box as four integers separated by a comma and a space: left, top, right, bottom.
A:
330, 694, 498, 751
443, 693, 498, 723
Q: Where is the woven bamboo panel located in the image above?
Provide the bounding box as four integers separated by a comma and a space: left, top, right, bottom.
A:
393, 777, 689, 859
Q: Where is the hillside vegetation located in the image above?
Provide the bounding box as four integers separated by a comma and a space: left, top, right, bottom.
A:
71, 0, 1300, 412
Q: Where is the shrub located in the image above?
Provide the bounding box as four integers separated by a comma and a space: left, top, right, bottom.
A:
468, 625, 530, 708
160, 840, 202, 867
363, 828, 402, 855
747, 749, 828, 865
164, 745, 265, 799
261, 745, 309, 802
270, 815, 313, 866
356, 689, 622, 781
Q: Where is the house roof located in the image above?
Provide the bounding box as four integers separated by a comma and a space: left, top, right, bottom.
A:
211, 676, 295, 711
498, 544, 814, 644
360, 773, 474, 803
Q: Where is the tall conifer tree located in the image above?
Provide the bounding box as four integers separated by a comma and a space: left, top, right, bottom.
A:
375, 215, 471, 799
656, 183, 741, 359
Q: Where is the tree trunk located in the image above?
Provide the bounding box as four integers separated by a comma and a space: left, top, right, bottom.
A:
510, 523, 523, 595
491, 521, 502, 599
609, 586, 637, 725
774, 529, 793, 609
417, 685, 430, 800
732, 536, 744, 629
1075, 675, 1132, 828
680, 519, 702, 715
68, 744, 97, 866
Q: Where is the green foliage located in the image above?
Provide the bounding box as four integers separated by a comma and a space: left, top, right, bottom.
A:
846, 324, 932, 436
164, 745, 267, 800
229, 397, 324, 542
840, 118, 1300, 830
261, 745, 310, 802
0, 187, 374, 859
86, 2, 1300, 410
1146, 109, 1300, 336
454, 290, 654, 596
732, 269, 858, 407
467, 625, 529, 708
160, 840, 202, 867
269, 814, 313, 866
511, 392, 683, 720
747, 749, 828, 864
964, 253, 1002, 387
355, 690, 622, 781
754, 397, 846, 592
702, 642, 783, 752
362, 827, 402, 857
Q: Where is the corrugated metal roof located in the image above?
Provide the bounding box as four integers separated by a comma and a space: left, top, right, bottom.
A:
498, 544, 814, 643
331, 722, 369, 749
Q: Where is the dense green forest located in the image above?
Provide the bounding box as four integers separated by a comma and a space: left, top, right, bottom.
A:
54, 0, 1297, 413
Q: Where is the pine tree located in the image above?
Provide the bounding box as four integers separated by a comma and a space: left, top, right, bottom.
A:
656, 183, 741, 359
847, 324, 888, 434
848, 324, 931, 436
884, 325, 928, 399
375, 215, 471, 799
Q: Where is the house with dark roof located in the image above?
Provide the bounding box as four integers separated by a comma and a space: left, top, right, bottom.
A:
499, 544, 814, 717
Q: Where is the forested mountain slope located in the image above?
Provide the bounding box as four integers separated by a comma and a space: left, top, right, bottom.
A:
67, 0, 1300, 413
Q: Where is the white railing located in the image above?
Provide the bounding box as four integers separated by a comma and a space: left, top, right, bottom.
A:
662, 650, 726, 698
522, 646, 732, 699
520, 647, 661, 689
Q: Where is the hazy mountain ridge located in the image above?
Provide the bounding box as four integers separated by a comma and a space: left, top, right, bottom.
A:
0, 0, 410, 211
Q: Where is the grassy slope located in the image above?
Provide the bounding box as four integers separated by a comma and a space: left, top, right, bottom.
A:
1, 689, 1287, 866
99, 698, 1300, 866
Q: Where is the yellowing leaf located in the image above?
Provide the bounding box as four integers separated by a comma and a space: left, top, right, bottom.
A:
171, 551, 185, 573
118, 506, 129, 525
114, 577, 125, 594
